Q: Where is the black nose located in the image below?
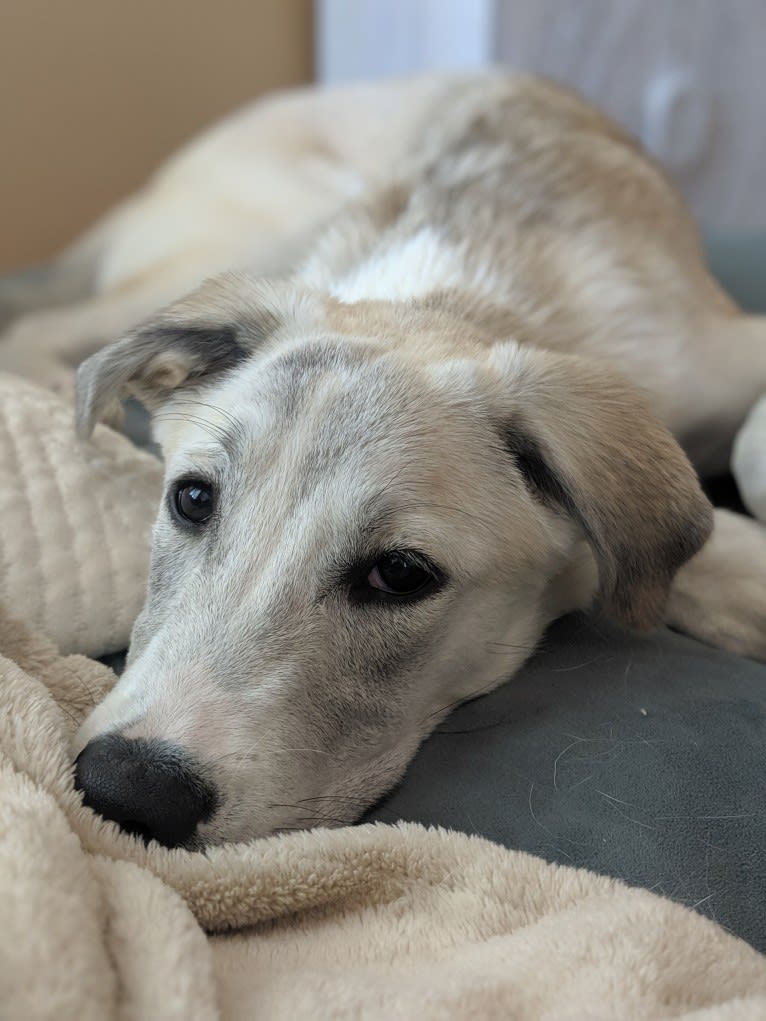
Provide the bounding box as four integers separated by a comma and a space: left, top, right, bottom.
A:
74, 734, 217, 848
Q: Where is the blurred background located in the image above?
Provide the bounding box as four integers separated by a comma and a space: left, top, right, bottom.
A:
1, 0, 764, 272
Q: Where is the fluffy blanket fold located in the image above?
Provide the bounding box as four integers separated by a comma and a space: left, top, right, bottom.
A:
0, 373, 162, 657
1, 375, 765, 1019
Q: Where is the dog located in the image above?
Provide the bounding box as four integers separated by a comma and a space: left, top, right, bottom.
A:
5, 72, 765, 848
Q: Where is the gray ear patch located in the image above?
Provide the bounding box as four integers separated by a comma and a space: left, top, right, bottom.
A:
504, 423, 577, 518
75, 325, 247, 438
151, 325, 245, 367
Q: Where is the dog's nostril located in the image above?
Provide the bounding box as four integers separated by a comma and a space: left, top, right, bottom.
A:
74, 734, 217, 849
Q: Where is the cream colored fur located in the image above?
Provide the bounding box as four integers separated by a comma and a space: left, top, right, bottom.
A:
733, 396, 766, 520
3, 72, 766, 846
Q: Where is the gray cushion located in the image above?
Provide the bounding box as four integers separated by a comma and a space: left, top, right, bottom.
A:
704, 231, 766, 312
365, 613, 766, 952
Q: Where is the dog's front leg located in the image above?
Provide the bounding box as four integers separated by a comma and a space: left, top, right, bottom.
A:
0, 275, 198, 398
732, 395, 766, 523
664, 508, 766, 661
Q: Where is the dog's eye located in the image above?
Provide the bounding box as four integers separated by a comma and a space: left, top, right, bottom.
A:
367, 551, 434, 596
172, 480, 215, 525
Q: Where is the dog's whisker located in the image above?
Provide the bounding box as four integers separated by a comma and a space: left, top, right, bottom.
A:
422, 674, 512, 725
404, 500, 490, 528
153, 407, 232, 435
177, 398, 250, 448
153, 415, 229, 441
274, 747, 337, 757
268, 804, 354, 826
190, 401, 248, 439
484, 640, 538, 653
152, 411, 232, 446
296, 794, 369, 804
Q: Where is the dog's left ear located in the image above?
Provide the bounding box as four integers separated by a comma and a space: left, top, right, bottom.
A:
75, 274, 320, 436
490, 344, 713, 629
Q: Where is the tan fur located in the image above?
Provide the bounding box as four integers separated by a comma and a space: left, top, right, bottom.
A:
8, 72, 766, 844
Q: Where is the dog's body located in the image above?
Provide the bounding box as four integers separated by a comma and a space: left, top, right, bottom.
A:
5, 73, 765, 847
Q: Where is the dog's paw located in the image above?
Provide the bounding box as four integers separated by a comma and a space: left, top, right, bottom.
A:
665, 509, 766, 661
732, 395, 766, 523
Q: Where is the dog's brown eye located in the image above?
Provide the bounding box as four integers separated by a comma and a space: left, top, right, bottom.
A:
173, 480, 215, 525
368, 552, 432, 596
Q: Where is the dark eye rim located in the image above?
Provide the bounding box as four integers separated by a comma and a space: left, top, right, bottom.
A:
347, 548, 447, 607
168, 476, 217, 529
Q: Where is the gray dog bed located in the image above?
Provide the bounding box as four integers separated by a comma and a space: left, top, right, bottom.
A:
365, 612, 766, 951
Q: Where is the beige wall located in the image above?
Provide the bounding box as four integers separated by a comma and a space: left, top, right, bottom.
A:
0, 0, 313, 271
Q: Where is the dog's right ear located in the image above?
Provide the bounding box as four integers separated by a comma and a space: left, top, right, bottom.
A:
75, 274, 320, 437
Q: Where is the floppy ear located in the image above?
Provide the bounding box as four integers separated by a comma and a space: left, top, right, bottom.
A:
491, 344, 713, 629
75, 274, 315, 437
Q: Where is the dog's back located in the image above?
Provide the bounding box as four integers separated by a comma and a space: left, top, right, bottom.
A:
0, 72, 742, 425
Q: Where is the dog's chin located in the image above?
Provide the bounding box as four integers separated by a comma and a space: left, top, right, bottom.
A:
188, 754, 414, 849
192, 811, 358, 850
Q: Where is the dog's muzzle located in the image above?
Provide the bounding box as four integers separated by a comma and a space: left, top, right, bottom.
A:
74, 734, 218, 848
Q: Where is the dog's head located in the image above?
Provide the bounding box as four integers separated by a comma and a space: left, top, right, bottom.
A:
72, 274, 712, 847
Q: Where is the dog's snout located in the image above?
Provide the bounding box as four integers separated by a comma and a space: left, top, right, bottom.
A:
74, 734, 217, 848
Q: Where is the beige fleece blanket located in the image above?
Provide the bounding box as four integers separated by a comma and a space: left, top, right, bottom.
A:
0, 374, 162, 657
2, 374, 766, 1019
